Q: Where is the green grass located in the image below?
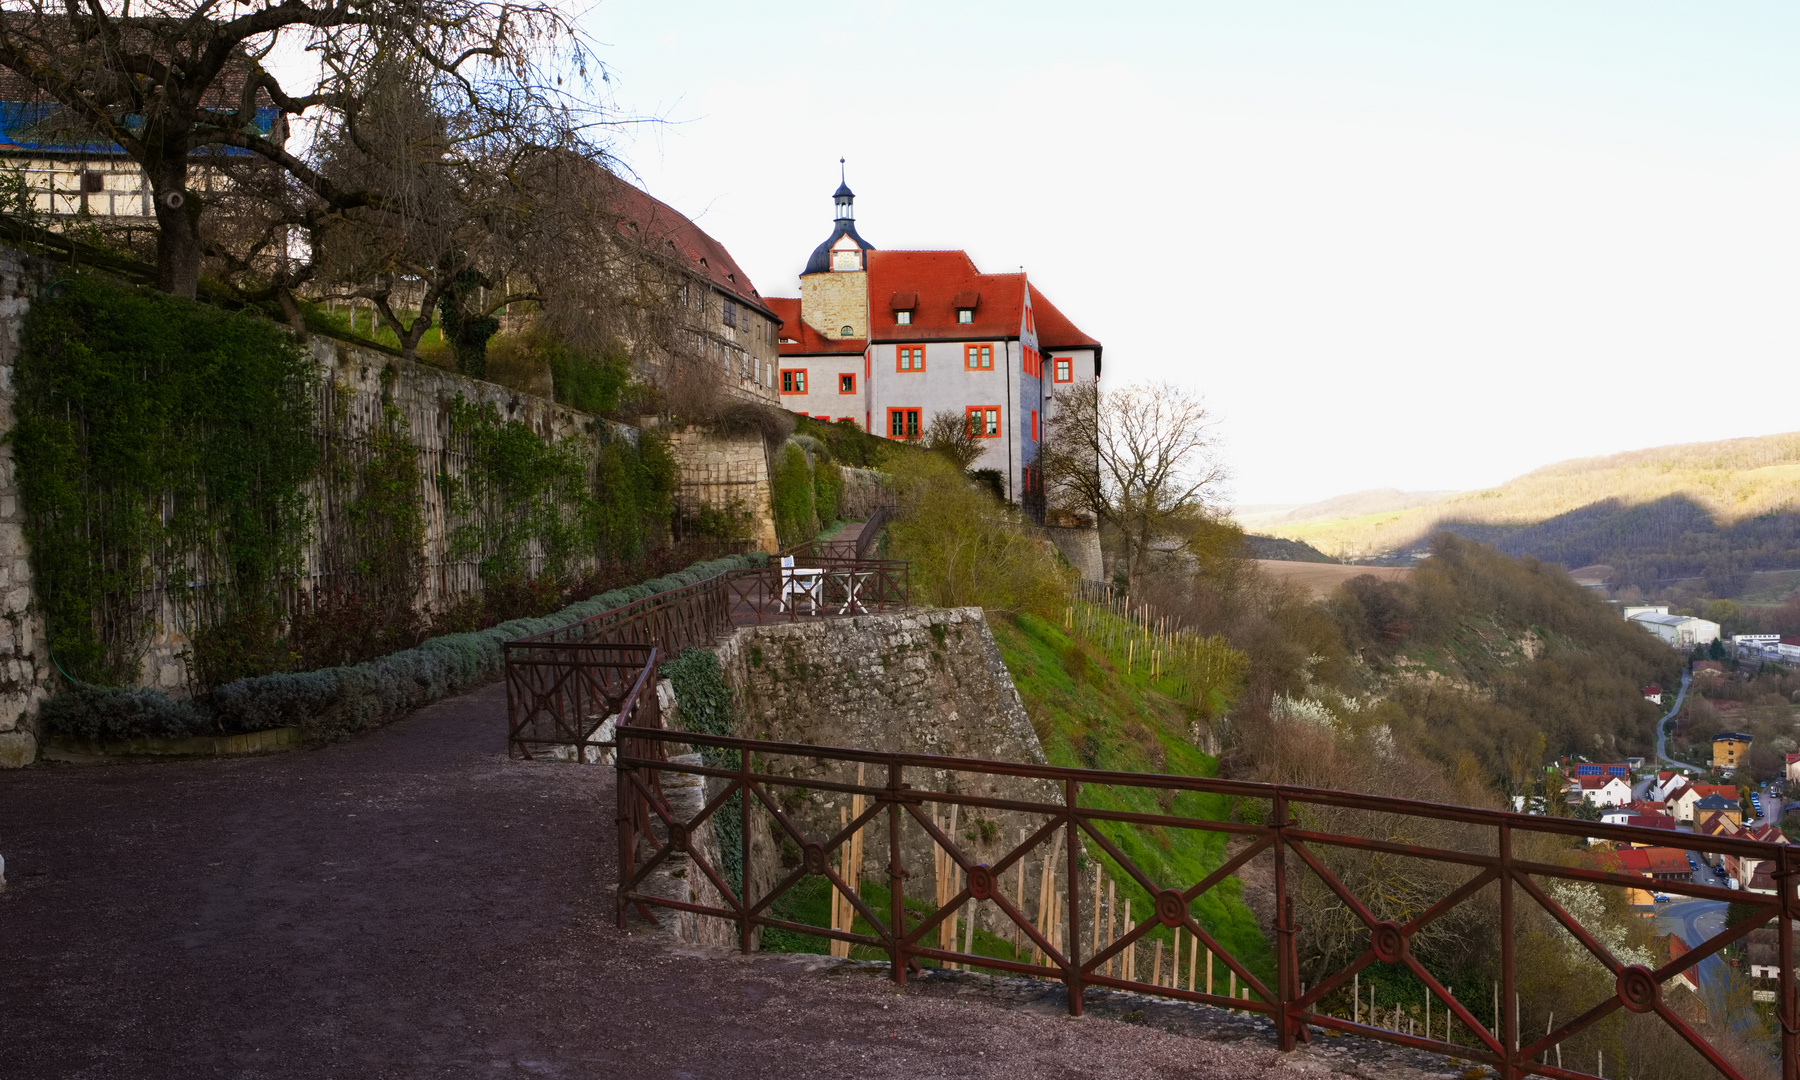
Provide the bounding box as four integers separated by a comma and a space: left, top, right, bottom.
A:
989, 610, 1276, 988
762, 875, 1039, 967
750, 606, 1274, 990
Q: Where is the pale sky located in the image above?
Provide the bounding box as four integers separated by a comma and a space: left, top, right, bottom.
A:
585, 0, 1800, 505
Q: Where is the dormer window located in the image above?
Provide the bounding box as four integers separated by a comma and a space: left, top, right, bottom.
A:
889, 291, 917, 326
957, 309, 973, 324
951, 289, 980, 324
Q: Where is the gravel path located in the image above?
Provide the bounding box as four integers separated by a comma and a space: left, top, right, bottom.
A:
0, 683, 1363, 1079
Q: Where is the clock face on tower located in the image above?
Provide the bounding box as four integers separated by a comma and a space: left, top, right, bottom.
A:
832, 249, 860, 271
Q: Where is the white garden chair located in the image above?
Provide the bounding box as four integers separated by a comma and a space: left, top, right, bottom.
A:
779, 555, 825, 614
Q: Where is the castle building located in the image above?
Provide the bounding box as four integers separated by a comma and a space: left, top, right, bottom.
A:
766, 175, 1101, 511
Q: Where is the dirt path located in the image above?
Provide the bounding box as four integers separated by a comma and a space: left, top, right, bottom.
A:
0, 684, 1351, 1079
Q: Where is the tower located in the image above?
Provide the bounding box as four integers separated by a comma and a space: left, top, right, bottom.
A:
801, 160, 874, 341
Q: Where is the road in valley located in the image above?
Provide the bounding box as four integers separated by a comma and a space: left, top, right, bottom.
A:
1654, 670, 1694, 772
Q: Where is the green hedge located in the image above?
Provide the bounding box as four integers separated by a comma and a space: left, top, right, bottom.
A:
39, 553, 765, 743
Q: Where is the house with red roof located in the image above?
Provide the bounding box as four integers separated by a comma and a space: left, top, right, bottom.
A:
1572, 774, 1631, 808
605, 180, 782, 409
1786, 752, 1800, 785
768, 173, 1101, 512
1672, 783, 1740, 823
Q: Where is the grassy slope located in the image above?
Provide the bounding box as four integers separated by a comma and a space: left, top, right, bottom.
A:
1273, 430, 1800, 559
763, 610, 1275, 987
989, 611, 1276, 986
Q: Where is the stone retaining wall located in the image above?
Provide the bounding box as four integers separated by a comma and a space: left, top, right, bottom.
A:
662, 608, 1059, 949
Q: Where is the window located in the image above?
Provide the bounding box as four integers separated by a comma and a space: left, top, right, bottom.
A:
896, 310, 911, 325
965, 406, 1000, 438
1054, 357, 1072, 383
896, 346, 925, 372
839, 373, 856, 394
780, 369, 808, 394
81, 170, 104, 193
1031, 409, 1039, 441
839, 416, 859, 427
1022, 346, 1041, 378
723, 298, 737, 329
957, 309, 974, 324
840, 325, 854, 336
888, 408, 922, 440
964, 344, 993, 370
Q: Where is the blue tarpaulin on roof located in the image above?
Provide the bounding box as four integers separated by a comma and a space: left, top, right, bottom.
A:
0, 102, 277, 155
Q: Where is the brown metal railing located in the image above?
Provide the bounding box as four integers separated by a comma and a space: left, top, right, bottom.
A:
615, 722, 1798, 1080
505, 558, 909, 758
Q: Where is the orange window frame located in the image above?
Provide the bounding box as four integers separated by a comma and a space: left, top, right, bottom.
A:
779, 368, 808, 394
1053, 357, 1072, 382
964, 344, 994, 370
965, 405, 1001, 438
887, 407, 922, 440
1030, 409, 1039, 441
896, 345, 926, 372
839, 372, 857, 394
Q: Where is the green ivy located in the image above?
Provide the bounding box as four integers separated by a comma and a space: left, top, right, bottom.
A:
447, 396, 678, 583
548, 338, 633, 416
662, 647, 742, 895
770, 442, 817, 547
13, 274, 318, 685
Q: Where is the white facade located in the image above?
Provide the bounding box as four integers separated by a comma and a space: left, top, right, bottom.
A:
1579, 776, 1632, 807
1628, 612, 1720, 649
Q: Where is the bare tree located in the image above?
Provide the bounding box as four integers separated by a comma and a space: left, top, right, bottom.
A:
0, 0, 592, 299
1038, 380, 1227, 596
307, 60, 622, 366
922, 409, 984, 471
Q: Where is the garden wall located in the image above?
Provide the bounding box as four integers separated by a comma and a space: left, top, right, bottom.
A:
665, 427, 778, 553
0, 248, 47, 767
0, 246, 778, 766
689, 608, 1059, 945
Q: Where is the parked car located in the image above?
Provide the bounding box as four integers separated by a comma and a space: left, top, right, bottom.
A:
1713, 865, 1728, 877
1652, 893, 1672, 903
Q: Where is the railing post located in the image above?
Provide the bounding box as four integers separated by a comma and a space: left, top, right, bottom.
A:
615, 723, 632, 929
888, 762, 907, 985
1273, 791, 1294, 1051
1781, 846, 1798, 1080
1499, 823, 1517, 1080
1066, 777, 1083, 1016
738, 742, 754, 954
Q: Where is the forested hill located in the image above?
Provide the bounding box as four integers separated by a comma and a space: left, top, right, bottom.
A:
1268, 431, 1800, 593
1322, 535, 1682, 783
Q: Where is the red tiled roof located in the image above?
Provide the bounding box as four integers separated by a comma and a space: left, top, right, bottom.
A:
765, 297, 866, 357
608, 180, 772, 315
1610, 848, 1651, 873
1622, 813, 1676, 831
1577, 775, 1627, 790
1786, 753, 1800, 765
1688, 784, 1739, 801
865, 251, 1024, 344
1030, 283, 1101, 351
1642, 847, 1690, 874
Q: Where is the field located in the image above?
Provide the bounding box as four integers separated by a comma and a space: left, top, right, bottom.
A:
1251, 559, 1411, 600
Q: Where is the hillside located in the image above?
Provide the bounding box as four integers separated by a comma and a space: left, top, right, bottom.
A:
1268, 431, 1800, 594
1232, 488, 1457, 531
1346, 535, 1681, 772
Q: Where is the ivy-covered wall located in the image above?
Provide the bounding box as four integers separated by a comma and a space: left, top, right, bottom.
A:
0, 263, 702, 764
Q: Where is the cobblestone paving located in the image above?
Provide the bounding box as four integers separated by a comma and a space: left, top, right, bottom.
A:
0, 682, 1471, 1079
